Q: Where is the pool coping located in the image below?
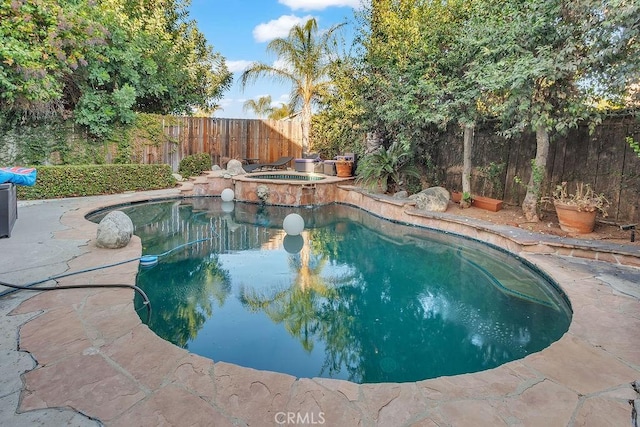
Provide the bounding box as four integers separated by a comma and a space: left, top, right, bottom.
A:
6, 189, 640, 426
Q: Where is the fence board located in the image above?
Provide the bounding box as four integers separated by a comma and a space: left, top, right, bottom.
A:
146, 118, 303, 170
546, 136, 565, 199
618, 124, 640, 223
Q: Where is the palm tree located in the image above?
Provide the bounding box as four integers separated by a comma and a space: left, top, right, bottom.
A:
243, 95, 273, 118
240, 18, 344, 155
269, 103, 294, 120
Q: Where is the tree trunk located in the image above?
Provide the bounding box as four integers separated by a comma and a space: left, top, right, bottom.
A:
522, 126, 550, 222
462, 124, 474, 195
365, 131, 383, 154
301, 104, 312, 156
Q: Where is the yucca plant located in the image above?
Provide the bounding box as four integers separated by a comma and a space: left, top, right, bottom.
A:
355, 140, 420, 194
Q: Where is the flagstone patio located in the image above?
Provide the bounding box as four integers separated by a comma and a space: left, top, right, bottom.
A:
0, 189, 638, 426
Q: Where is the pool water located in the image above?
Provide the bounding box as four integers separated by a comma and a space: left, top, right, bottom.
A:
88, 198, 571, 384
246, 173, 326, 181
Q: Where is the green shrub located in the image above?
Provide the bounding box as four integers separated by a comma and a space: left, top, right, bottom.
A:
355, 140, 420, 194
16, 164, 176, 200
178, 153, 212, 178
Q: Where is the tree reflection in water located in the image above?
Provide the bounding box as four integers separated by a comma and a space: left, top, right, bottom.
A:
136, 254, 231, 348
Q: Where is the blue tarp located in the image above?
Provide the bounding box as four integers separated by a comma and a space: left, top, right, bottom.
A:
0, 167, 37, 186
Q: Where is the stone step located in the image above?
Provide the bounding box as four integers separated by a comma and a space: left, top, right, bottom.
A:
178, 182, 194, 193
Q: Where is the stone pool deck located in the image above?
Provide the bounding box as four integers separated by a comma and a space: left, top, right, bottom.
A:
0, 189, 638, 426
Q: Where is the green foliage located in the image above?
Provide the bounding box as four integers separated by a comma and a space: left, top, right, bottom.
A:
16, 164, 176, 199
0, 0, 103, 115
0, 115, 70, 165
356, 0, 479, 144
350, 0, 639, 201
626, 136, 640, 158
462, 0, 639, 136
1, 0, 232, 140
123, 113, 179, 163
242, 96, 294, 120
312, 57, 366, 159
479, 161, 506, 195
0, 112, 180, 166
178, 153, 212, 178
355, 140, 420, 193
544, 181, 610, 216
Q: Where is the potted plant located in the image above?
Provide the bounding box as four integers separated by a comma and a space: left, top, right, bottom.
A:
460, 191, 472, 208
545, 182, 609, 233
335, 158, 353, 177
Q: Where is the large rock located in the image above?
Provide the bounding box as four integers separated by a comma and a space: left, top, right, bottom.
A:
393, 190, 409, 199
411, 186, 450, 212
96, 211, 134, 249
226, 159, 246, 176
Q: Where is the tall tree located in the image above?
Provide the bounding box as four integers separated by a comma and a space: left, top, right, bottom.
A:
358, 0, 482, 196
465, 0, 640, 221
240, 18, 344, 155
73, 0, 231, 137
0, 0, 232, 138
0, 0, 104, 116
312, 56, 366, 159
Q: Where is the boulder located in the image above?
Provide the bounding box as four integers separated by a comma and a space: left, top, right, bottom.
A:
410, 186, 450, 212
226, 159, 246, 176
96, 211, 134, 249
393, 190, 409, 199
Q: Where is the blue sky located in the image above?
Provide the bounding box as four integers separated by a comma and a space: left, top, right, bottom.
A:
188, 0, 362, 118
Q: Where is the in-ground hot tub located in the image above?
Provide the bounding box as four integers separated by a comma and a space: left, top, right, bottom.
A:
233, 172, 353, 206
246, 173, 326, 182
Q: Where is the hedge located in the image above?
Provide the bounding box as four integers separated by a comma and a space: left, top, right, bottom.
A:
16, 164, 176, 200
178, 153, 212, 178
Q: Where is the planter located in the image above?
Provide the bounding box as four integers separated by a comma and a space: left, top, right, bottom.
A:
472, 196, 503, 212
335, 161, 353, 177
450, 192, 503, 212
554, 202, 597, 234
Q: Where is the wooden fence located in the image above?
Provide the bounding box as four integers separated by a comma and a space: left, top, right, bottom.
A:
136, 117, 303, 171
440, 116, 640, 223
135, 115, 638, 223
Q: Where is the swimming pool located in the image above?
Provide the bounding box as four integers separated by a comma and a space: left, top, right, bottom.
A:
88, 198, 571, 384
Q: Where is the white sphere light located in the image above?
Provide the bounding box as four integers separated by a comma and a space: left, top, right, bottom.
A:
283, 213, 305, 236
221, 188, 235, 202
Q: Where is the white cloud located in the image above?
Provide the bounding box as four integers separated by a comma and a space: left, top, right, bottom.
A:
253, 14, 314, 43
278, 0, 361, 11
272, 58, 294, 73
226, 60, 252, 73
272, 93, 290, 107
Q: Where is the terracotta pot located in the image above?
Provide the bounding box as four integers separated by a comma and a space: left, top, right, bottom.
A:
554, 202, 597, 233
335, 161, 353, 177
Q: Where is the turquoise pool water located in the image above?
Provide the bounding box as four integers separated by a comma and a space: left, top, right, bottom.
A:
246, 173, 326, 181
88, 198, 571, 384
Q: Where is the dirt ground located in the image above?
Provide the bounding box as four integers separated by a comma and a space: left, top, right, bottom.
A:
448, 201, 638, 246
